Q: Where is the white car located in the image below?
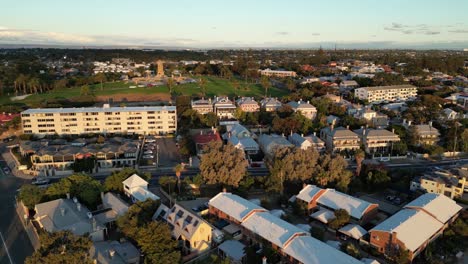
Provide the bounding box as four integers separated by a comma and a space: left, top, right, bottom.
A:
32, 178, 50, 185
142, 155, 154, 159
146, 139, 156, 143
144, 150, 153, 154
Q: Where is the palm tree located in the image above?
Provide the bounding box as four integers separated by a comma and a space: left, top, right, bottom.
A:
199, 78, 207, 97
260, 75, 270, 97
95, 73, 107, 91
167, 78, 175, 94
173, 163, 185, 193
354, 149, 365, 177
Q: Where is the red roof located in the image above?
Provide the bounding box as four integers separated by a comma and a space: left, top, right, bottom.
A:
193, 132, 221, 144
0, 113, 19, 123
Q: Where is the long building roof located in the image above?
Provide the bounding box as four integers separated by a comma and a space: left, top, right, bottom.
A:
358, 84, 417, 91
209, 192, 266, 222
404, 193, 462, 224
22, 105, 176, 114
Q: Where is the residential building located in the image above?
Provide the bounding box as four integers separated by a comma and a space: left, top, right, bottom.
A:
413, 123, 440, 146
354, 128, 400, 154
442, 108, 458, 120
20, 137, 140, 177
260, 97, 282, 112
95, 192, 130, 225
340, 80, 359, 89
213, 97, 236, 119
21, 104, 177, 135
236, 97, 260, 112
288, 133, 325, 153
410, 168, 467, 199
370, 194, 461, 260
165, 204, 213, 254
354, 85, 417, 103
222, 124, 259, 154
258, 134, 294, 157
287, 100, 317, 119
208, 192, 361, 264
320, 126, 361, 153
192, 129, 221, 155
217, 240, 245, 264
191, 98, 213, 115
295, 185, 379, 225
90, 240, 140, 264
34, 198, 106, 241
258, 68, 297, 78
122, 174, 159, 203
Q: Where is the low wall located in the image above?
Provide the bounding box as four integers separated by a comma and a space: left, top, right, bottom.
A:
15, 200, 40, 250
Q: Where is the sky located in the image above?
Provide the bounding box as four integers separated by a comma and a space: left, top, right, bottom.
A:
0, 0, 468, 49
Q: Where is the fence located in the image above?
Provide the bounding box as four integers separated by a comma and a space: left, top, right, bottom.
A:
15, 200, 40, 250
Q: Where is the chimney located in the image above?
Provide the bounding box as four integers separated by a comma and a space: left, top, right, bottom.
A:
307, 100, 310, 104
77, 203, 81, 212
408, 120, 412, 126
92, 217, 97, 231
313, 132, 316, 136
73, 197, 78, 203
222, 187, 227, 193
60, 207, 66, 216
109, 249, 116, 258
346, 125, 349, 130
392, 128, 395, 133
301, 133, 304, 137
429, 121, 432, 127
100, 192, 105, 202
262, 256, 268, 264
66, 193, 70, 199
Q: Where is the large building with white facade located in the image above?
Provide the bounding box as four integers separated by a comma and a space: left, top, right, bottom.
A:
354, 85, 417, 103
258, 68, 297, 78
21, 104, 176, 135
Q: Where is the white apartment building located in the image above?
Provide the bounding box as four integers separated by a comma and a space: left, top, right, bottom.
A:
258, 68, 297, 78
21, 104, 176, 135
354, 85, 417, 103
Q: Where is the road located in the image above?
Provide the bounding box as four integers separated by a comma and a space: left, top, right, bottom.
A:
0, 175, 33, 264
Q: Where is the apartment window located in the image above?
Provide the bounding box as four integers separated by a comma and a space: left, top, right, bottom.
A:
22, 114, 30, 117
24, 130, 32, 134
45, 113, 54, 116
105, 112, 112, 115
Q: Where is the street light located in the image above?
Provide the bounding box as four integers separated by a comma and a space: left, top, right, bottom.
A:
156, 145, 159, 167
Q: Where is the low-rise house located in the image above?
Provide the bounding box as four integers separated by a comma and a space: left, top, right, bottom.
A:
295, 185, 379, 225
34, 198, 106, 241
288, 133, 312, 150
191, 98, 213, 115
95, 192, 130, 225
209, 192, 267, 225
410, 168, 467, 199
122, 174, 159, 203
320, 126, 361, 153
354, 128, 400, 154
442, 108, 459, 120
354, 108, 377, 120
258, 134, 294, 157
260, 97, 282, 112
192, 129, 222, 155
236, 97, 259, 112
165, 204, 213, 254
213, 97, 236, 119
340, 80, 359, 89
90, 240, 140, 264
287, 100, 317, 119
217, 240, 245, 264
369, 194, 461, 260
223, 124, 259, 154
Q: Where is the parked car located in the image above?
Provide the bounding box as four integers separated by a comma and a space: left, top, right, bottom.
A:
146, 139, 156, 143
144, 150, 153, 154
142, 155, 154, 159
32, 178, 50, 185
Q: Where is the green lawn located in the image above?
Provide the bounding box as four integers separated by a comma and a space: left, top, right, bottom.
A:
0, 76, 288, 107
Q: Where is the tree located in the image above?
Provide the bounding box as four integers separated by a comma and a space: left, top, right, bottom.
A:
173, 163, 185, 193
166, 78, 175, 94
199, 78, 207, 96
104, 168, 139, 193
460, 129, 468, 152
202, 112, 218, 127
329, 209, 350, 229
45, 174, 103, 210
286, 78, 296, 92
80, 85, 90, 96
314, 154, 352, 191
136, 221, 181, 264
18, 184, 44, 210
260, 75, 270, 97
25, 231, 93, 264
354, 149, 365, 176
394, 248, 410, 264
116, 199, 160, 240
94, 72, 107, 91
199, 141, 248, 187
159, 176, 177, 194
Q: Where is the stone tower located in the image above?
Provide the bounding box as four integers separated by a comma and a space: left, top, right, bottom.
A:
156, 60, 165, 77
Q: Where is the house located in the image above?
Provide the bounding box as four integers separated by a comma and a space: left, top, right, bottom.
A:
90, 240, 140, 264
95, 192, 130, 225
410, 168, 467, 199
369, 194, 461, 260
320, 126, 361, 153
209, 192, 361, 264
288, 133, 312, 150
338, 224, 368, 240
236, 97, 259, 112
257, 134, 294, 157
165, 204, 213, 253
354, 128, 400, 154
321, 94, 342, 103
442, 108, 458, 120
260, 97, 282, 112
217, 240, 245, 264
191, 98, 213, 115
413, 123, 440, 146
295, 185, 379, 225
192, 129, 222, 155
34, 198, 106, 241
354, 108, 377, 121
122, 174, 159, 203
213, 97, 236, 119
287, 100, 317, 119
340, 80, 359, 89
223, 124, 254, 139
223, 124, 259, 154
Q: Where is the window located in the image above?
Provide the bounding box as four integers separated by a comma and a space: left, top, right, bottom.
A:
177, 210, 184, 218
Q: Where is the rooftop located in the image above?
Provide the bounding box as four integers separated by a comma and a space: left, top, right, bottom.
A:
22, 105, 176, 114
358, 84, 417, 91
404, 193, 462, 224
209, 192, 266, 222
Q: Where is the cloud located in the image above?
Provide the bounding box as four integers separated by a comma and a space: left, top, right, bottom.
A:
425, 31, 440, 35
311, 33, 320, 36
0, 26, 94, 44
448, 29, 468, 33
276, 31, 289, 36
384, 23, 445, 36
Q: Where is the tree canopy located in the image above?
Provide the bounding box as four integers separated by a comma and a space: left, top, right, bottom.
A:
103, 168, 150, 193
199, 141, 248, 187
18, 184, 45, 210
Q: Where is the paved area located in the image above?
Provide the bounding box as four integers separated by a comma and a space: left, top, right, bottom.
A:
145, 137, 181, 167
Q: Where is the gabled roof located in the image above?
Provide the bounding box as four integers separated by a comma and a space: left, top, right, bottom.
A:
338, 224, 367, 240
166, 204, 208, 240
296, 185, 323, 203
404, 193, 462, 224
283, 236, 362, 264
218, 240, 246, 261
122, 174, 148, 188
209, 193, 266, 222
90, 240, 140, 264
241, 211, 308, 248
131, 186, 159, 202
321, 126, 360, 139
102, 192, 129, 216
310, 208, 335, 224
370, 209, 443, 252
